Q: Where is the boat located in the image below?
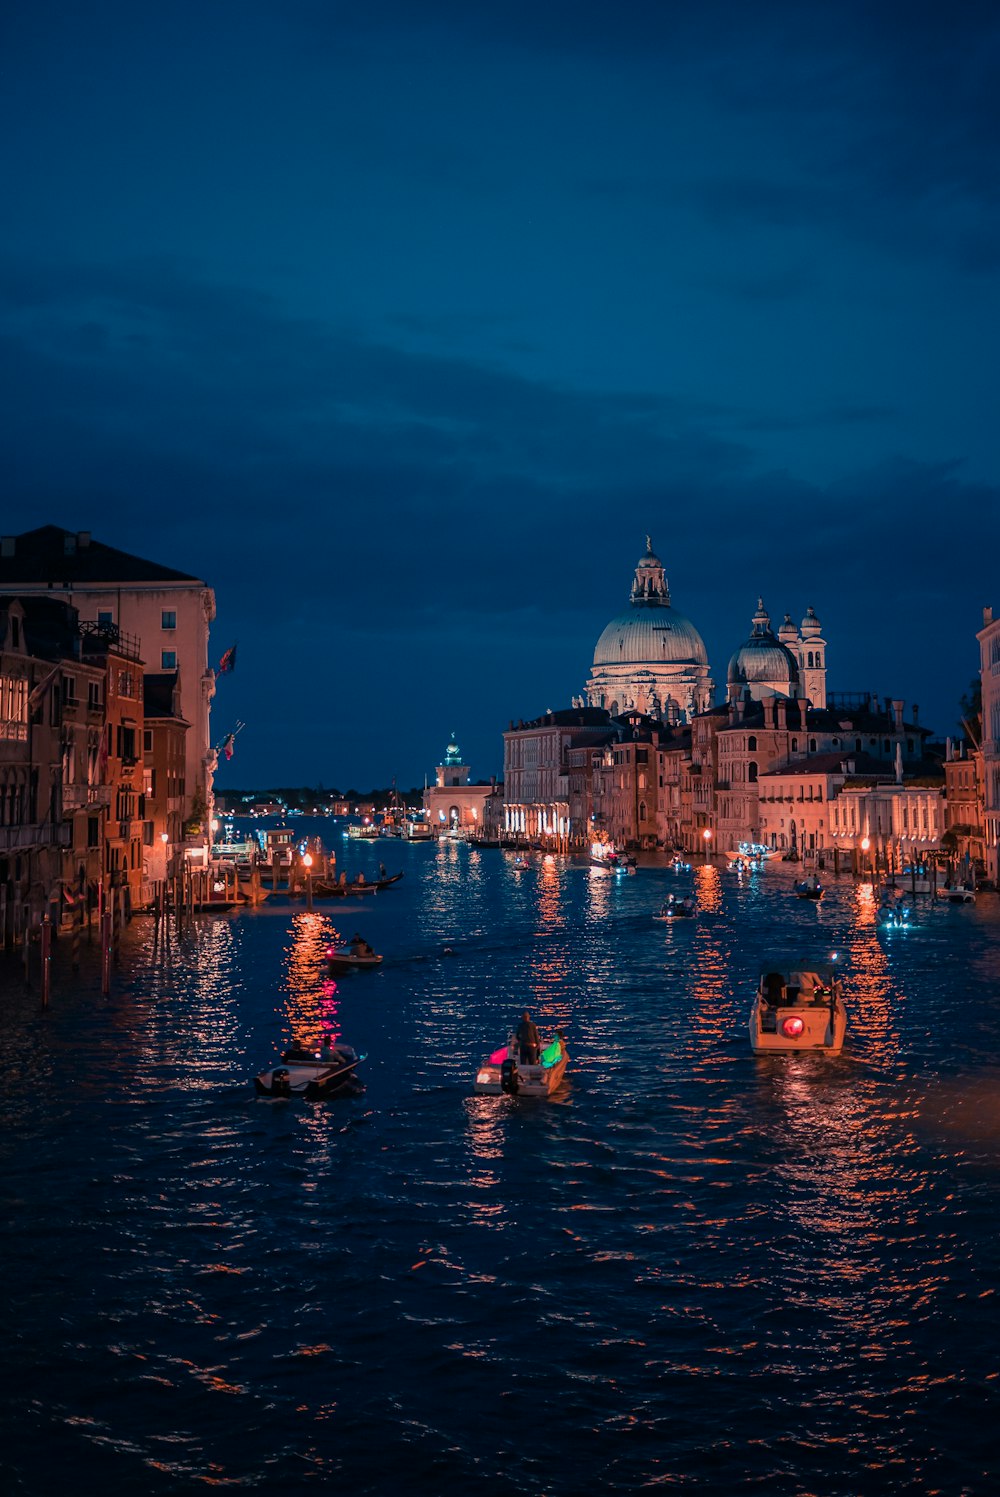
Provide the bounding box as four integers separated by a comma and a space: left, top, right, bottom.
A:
254, 1040, 366, 1099
654, 893, 695, 920
878, 886, 913, 928
749, 961, 847, 1053
794, 874, 823, 899
311, 876, 379, 897
326, 939, 383, 970
474, 1030, 568, 1097
589, 840, 636, 874
941, 883, 976, 904
900, 866, 933, 894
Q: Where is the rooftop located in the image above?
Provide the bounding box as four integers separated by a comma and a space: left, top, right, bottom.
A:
0, 526, 204, 587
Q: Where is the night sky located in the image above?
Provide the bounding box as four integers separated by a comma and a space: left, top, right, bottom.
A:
3, 1, 998, 790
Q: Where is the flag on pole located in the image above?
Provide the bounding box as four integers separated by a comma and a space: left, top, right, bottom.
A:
28, 662, 62, 713
217, 644, 237, 675
222, 733, 236, 761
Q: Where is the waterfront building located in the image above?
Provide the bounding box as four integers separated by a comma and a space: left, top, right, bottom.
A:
81, 621, 146, 913
828, 777, 946, 871
942, 739, 984, 876
978, 606, 1000, 884
715, 694, 929, 853
585, 539, 713, 723
504, 709, 618, 847
0, 527, 217, 837
423, 734, 499, 834
143, 673, 189, 899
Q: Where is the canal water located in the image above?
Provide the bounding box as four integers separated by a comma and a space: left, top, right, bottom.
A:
1, 820, 998, 1496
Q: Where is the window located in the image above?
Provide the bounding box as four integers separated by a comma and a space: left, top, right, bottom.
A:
807, 651, 814, 668
143, 729, 152, 752
748, 761, 758, 783
161, 610, 177, 630
809, 738, 817, 752
791, 737, 798, 752
161, 650, 177, 669
97, 610, 113, 626
88, 681, 101, 710
747, 736, 757, 751
815, 652, 822, 668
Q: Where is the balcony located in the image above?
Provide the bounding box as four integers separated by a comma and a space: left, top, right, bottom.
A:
0, 823, 71, 851
62, 784, 112, 812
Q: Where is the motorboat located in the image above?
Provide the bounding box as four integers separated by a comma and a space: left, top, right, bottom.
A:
668, 855, 693, 872
474, 1030, 568, 1097
589, 841, 636, 874
941, 883, 976, 904
326, 940, 383, 971
794, 874, 823, 899
654, 894, 695, 920
254, 1040, 366, 1099
749, 961, 847, 1053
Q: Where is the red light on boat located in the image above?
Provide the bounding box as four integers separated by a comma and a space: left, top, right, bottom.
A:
781, 1016, 805, 1038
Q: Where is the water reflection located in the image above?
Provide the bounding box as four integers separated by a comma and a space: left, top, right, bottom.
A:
284, 911, 340, 1048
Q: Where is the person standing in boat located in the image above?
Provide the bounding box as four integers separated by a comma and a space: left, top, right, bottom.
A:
515, 1010, 540, 1065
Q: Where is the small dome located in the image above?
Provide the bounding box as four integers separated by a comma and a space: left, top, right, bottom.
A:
778, 613, 798, 643
801, 606, 822, 637
728, 597, 799, 690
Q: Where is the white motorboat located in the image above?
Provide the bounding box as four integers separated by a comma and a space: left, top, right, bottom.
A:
474, 1030, 568, 1097
749, 961, 847, 1054
941, 883, 976, 904
255, 1041, 366, 1099
326, 940, 383, 971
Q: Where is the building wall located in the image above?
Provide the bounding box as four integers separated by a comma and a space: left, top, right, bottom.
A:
979, 608, 1000, 883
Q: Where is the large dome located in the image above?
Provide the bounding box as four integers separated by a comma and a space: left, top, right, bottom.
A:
584, 538, 714, 722
594, 607, 708, 667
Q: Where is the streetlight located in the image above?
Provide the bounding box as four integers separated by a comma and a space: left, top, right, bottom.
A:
302, 851, 314, 910
703, 827, 712, 860
861, 835, 873, 882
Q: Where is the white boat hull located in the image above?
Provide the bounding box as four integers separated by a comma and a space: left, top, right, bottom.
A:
749, 997, 847, 1053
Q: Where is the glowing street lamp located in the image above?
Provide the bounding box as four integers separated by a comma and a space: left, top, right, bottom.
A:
302, 851, 314, 909
703, 827, 712, 859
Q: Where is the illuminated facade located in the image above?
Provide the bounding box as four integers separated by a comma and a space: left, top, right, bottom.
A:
727, 599, 827, 708
423, 734, 499, 833
0, 527, 217, 836
585, 539, 713, 723
978, 605, 1000, 883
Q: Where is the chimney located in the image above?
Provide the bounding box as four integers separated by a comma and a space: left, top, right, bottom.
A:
985, 606, 994, 627
892, 698, 904, 730
797, 697, 809, 728
775, 698, 787, 731
912, 703, 919, 725
0, 536, 14, 558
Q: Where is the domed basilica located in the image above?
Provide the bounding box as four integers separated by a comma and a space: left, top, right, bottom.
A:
580, 540, 828, 723
584, 539, 714, 723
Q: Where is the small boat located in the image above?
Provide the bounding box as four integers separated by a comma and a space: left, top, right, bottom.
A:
589, 841, 636, 874
474, 1030, 568, 1097
254, 1041, 366, 1099
941, 883, 976, 904
794, 875, 823, 899
749, 961, 847, 1053
654, 894, 695, 920
326, 941, 383, 970
311, 877, 379, 898
878, 887, 913, 927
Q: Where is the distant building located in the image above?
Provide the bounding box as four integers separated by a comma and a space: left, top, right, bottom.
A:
978, 605, 1000, 884
143, 672, 189, 898
0, 527, 217, 838
424, 734, 498, 833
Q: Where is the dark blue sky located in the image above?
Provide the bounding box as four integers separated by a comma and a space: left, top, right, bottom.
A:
3, 1, 998, 788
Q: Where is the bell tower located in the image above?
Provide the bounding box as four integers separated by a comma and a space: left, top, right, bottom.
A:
436, 732, 470, 788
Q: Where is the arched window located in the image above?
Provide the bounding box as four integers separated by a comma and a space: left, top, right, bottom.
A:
855, 738, 862, 751
639, 800, 647, 822
809, 738, 817, 752
747, 735, 757, 751
807, 651, 814, 668
791, 737, 798, 752
815, 652, 822, 668
748, 761, 758, 783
